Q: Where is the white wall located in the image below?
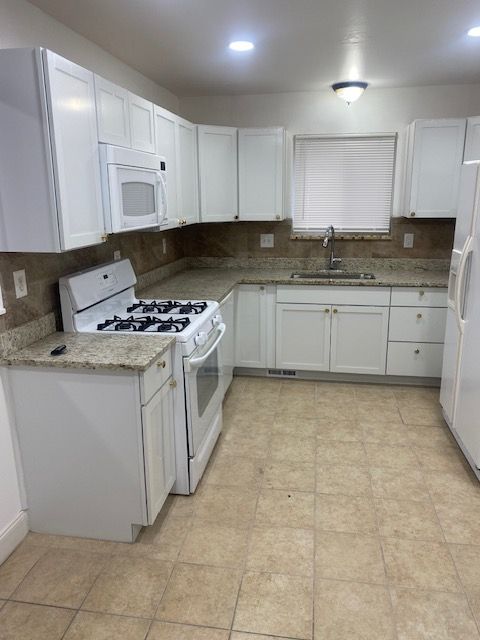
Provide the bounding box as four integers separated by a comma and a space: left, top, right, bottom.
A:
0, 0, 178, 556
180, 84, 480, 215
0, 0, 179, 111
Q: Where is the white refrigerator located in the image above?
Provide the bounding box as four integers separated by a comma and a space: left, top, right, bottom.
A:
440, 160, 480, 474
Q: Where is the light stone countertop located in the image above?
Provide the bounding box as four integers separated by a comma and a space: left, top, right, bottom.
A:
2, 332, 175, 372
138, 267, 449, 303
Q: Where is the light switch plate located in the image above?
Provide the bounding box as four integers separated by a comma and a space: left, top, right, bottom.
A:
113, 250, 121, 261
13, 269, 27, 298
260, 233, 274, 248
403, 233, 414, 249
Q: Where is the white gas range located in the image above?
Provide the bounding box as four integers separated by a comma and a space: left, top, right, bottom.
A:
59, 259, 225, 494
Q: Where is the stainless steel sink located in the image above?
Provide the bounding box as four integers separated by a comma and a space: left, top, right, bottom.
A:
290, 271, 376, 280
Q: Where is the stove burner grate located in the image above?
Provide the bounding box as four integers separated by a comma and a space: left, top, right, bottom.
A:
97, 314, 191, 333
127, 300, 208, 315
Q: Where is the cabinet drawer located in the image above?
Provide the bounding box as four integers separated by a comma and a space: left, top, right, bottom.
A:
276, 285, 390, 306
141, 350, 172, 404
389, 307, 447, 343
390, 287, 447, 307
386, 342, 444, 377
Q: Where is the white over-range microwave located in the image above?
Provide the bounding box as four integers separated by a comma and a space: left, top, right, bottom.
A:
99, 144, 167, 233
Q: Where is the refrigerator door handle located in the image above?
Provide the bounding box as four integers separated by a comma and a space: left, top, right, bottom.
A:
455, 235, 474, 333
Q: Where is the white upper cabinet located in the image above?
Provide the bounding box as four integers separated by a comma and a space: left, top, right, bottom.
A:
0, 48, 105, 252
198, 125, 238, 223
177, 117, 200, 225
464, 116, 480, 163
128, 92, 155, 153
404, 118, 466, 218
155, 105, 179, 227
94, 76, 131, 147
238, 127, 285, 221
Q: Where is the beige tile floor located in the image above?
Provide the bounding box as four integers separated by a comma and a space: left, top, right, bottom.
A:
1, 377, 480, 639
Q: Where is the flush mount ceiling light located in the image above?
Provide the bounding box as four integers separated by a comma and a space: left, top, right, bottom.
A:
331, 81, 368, 105
468, 26, 480, 37
228, 40, 255, 52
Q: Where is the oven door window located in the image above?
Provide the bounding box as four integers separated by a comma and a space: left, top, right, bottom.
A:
122, 181, 155, 217
196, 348, 220, 418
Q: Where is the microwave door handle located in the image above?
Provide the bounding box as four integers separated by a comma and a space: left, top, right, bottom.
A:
186, 323, 226, 371
156, 172, 167, 224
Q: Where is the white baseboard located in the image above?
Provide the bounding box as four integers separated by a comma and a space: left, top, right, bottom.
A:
0, 511, 28, 564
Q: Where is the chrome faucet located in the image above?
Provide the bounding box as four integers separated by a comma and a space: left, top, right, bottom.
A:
322, 225, 342, 270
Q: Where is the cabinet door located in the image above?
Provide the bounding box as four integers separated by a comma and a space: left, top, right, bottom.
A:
220, 290, 235, 392
330, 306, 389, 375
94, 75, 131, 147
198, 125, 238, 222
464, 116, 480, 163
276, 304, 331, 371
235, 284, 275, 368
155, 105, 179, 225
128, 92, 155, 153
239, 127, 284, 221
406, 119, 466, 218
177, 118, 199, 225
142, 380, 176, 525
43, 50, 105, 251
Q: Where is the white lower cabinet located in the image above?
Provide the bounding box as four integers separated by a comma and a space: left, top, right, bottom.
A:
235, 284, 275, 368
142, 380, 176, 525
276, 303, 331, 371
387, 342, 444, 377
330, 306, 389, 375
7, 350, 176, 542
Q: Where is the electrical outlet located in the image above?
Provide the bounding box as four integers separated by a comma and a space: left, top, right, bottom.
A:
260, 234, 274, 248
113, 250, 121, 261
13, 269, 28, 299
162, 238, 167, 254
403, 233, 414, 249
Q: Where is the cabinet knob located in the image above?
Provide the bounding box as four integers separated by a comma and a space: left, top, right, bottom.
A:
410, 211, 416, 217
417, 313, 423, 319
157, 360, 166, 368
419, 290, 425, 297
259, 285, 265, 291
234, 215, 239, 220
325, 308, 330, 313
414, 348, 420, 354
276, 215, 281, 220
333, 308, 338, 314
101, 233, 108, 242
169, 379, 177, 388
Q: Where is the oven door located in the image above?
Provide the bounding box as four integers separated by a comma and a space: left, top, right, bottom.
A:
183, 323, 226, 456
107, 164, 167, 232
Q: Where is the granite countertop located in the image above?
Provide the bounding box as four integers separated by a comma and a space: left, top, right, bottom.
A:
138, 267, 449, 303
2, 332, 175, 372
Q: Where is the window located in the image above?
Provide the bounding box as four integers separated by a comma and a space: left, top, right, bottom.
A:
293, 134, 397, 235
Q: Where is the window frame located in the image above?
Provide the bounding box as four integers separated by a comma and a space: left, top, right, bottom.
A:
291, 132, 398, 239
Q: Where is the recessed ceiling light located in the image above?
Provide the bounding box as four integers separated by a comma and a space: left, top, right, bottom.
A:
468, 26, 480, 37
228, 41, 254, 52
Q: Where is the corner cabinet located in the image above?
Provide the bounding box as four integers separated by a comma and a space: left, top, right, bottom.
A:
198, 125, 238, 223
0, 48, 106, 252
8, 349, 176, 542
235, 284, 276, 368
403, 118, 466, 219
238, 127, 285, 221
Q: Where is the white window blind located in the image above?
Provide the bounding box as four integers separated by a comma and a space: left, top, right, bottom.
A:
293, 134, 396, 234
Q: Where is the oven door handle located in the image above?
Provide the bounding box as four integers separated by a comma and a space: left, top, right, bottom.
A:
185, 323, 226, 371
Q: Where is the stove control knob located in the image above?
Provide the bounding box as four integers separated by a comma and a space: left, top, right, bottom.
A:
195, 332, 208, 346
212, 314, 223, 327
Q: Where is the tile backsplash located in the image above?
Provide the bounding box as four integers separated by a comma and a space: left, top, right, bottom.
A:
184, 218, 455, 261
0, 217, 454, 335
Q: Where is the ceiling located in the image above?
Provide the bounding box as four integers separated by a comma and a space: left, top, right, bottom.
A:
29, 0, 480, 96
